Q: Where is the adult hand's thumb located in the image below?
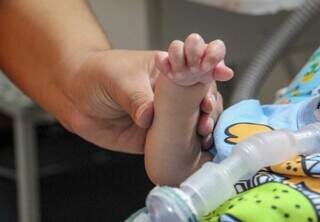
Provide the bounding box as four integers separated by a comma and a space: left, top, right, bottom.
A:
110, 73, 155, 128
127, 88, 154, 128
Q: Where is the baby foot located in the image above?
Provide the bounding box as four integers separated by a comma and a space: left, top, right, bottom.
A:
155, 34, 226, 86
145, 33, 228, 186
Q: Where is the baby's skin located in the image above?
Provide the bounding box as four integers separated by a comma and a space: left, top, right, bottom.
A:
145, 33, 233, 186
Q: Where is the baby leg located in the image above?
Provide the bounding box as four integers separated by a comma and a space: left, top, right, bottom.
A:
145, 33, 227, 186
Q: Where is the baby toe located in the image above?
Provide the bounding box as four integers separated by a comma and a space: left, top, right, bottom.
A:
184, 33, 206, 72
201, 40, 226, 72
213, 60, 234, 81
155, 51, 170, 75
168, 40, 186, 74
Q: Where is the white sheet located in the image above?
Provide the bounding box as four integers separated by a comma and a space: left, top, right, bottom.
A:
187, 0, 305, 15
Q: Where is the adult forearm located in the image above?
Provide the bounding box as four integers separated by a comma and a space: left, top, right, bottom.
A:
0, 0, 110, 127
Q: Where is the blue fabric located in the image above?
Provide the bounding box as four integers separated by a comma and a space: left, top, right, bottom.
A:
278, 47, 320, 103
211, 47, 320, 162
211, 96, 320, 162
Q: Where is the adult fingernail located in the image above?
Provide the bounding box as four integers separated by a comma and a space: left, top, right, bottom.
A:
209, 94, 216, 110
136, 103, 154, 128
202, 134, 213, 150
211, 93, 217, 103
209, 117, 214, 132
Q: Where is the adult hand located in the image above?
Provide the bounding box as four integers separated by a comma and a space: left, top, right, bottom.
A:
0, 0, 232, 154
67, 49, 232, 153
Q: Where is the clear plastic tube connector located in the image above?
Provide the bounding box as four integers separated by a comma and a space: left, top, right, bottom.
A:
143, 122, 320, 222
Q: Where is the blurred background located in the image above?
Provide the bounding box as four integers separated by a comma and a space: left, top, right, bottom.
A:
0, 0, 319, 221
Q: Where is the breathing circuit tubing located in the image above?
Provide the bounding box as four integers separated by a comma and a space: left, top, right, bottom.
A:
231, 0, 320, 104
137, 122, 320, 222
